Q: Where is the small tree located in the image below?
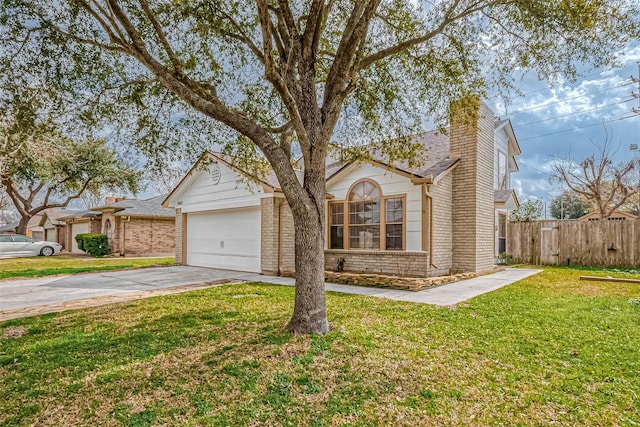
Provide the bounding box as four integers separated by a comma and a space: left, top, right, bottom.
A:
549, 191, 590, 219
509, 199, 544, 222
550, 133, 635, 220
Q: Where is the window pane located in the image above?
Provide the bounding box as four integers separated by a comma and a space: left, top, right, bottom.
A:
385, 224, 403, 250
349, 225, 380, 249
349, 181, 380, 201
330, 226, 344, 249
13, 236, 31, 242
385, 198, 403, 250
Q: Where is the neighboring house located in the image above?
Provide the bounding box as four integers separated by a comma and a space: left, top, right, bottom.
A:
0, 214, 45, 239
58, 209, 102, 252
61, 196, 175, 256
579, 210, 638, 222
164, 101, 521, 277
38, 209, 77, 249
90, 195, 176, 256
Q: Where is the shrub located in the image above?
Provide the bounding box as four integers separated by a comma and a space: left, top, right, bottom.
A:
74, 233, 90, 252
76, 233, 109, 257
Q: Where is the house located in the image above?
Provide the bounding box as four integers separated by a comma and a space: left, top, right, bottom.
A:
163, 100, 521, 277
58, 209, 102, 252
0, 214, 46, 239
579, 210, 638, 222
38, 209, 77, 249
60, 196, 176, 256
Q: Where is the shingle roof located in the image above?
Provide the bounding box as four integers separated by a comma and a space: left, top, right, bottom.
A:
57, 210, 101, 221
111, 195, 175, 218
494, 189, 520, 207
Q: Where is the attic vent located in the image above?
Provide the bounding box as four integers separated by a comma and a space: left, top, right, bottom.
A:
210, 164, 221, 185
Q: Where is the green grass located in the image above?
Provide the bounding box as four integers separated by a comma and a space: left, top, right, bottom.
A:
1, 266, 639, 426
0, 256, 175, 280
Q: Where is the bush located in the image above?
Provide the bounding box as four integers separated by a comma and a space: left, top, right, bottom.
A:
75, 233, 109, 257
74, 233, 90, 252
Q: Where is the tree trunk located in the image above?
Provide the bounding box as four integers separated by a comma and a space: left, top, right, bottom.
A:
285, 191, 330, 335
15, 215, 31, 235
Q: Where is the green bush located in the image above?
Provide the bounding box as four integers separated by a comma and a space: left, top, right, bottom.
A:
74, 233, 90, 252
75, 233, 109, 257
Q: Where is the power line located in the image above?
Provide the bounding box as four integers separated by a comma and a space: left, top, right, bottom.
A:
490, 63, 640, 103
508, 80, 634, 115
514, 98, 635, 127
518, 114, 638, 142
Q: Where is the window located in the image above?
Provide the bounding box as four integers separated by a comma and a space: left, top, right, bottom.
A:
329, 203, 344, 249
349, 181, 380, 249
13, 235, 31, 242
328, 180, 405, 251
385, 198, 404, 250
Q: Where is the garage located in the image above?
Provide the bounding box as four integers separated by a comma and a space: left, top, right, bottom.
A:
186, 207, 261, 273
70, 222, 89, 252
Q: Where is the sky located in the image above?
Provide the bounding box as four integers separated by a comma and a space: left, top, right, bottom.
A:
486, 43, 640, 205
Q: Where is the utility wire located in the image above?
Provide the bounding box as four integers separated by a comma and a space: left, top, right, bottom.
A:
518, 115, 638, 142
514, 98, 635, 127
508, 80, 634, 115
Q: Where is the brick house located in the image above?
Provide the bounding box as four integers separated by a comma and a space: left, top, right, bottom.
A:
61, 196, 176, 256
163, 100, 520, 277
38, 209, 76, 249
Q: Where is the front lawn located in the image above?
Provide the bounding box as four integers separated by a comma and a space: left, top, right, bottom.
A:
0, 256, 175, 280
1, 267, 639, 426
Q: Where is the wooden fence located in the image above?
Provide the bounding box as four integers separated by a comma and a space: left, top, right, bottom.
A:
507, 219, 640, 267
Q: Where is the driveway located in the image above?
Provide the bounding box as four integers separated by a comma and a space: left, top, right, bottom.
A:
0, 266, 540, 320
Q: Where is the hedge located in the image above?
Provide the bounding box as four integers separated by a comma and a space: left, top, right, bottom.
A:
75, 233, 109, 257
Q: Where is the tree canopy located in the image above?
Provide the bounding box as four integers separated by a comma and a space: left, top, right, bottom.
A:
549, 190, 590, 219
509, 199, 545, 222
0, 109, 140, 234
2, 0, 637, 333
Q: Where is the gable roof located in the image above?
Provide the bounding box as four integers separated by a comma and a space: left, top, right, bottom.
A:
494, 189, 520, 209
57, 209, 101, 222
93, 195, 175, 218
39, 209, 78, 227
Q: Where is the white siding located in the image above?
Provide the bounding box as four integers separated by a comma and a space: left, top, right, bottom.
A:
494, 128, 510, 189
326, 162, 423, 251
174, 162, 265, 213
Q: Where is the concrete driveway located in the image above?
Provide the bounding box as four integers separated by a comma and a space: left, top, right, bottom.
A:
0, 266, 540, 320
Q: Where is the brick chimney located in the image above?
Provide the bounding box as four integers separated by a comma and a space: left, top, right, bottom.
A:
105, 196, 127, 205
450, 97, 495, 273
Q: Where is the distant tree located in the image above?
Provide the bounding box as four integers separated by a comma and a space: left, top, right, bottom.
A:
2, 1, 638, 334
550, 133, 635, 220
549, 191, 590, 219
0, 115, 140, 235
509, 199, 544, 222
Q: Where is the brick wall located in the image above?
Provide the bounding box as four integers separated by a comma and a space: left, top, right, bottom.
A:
260, 197, 296, 276
429, 172, 453, 276
120, 217, 175, 256
450, 98, 496, 273
325, 250, 430, 277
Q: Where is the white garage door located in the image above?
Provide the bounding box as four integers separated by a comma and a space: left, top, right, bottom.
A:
45, 228, 56, 242
186, 207, 261, 273
71, 223, 89, 253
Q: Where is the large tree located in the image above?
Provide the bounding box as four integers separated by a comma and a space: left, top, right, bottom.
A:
2, 1, 637, 334
0, 113, 140, 235
550, 135, 636, 220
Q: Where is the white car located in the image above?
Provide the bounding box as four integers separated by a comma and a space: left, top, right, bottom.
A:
0, 234, 63, 257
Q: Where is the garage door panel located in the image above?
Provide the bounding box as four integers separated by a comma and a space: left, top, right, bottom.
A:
71, 223, 89, 253
186, 207, 261, 272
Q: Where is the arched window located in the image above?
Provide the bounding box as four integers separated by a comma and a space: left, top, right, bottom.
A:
348, 180, 381, 249
329, 179, 405, 250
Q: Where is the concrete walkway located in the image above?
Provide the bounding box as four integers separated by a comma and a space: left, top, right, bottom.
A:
0, 266, 540, 321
